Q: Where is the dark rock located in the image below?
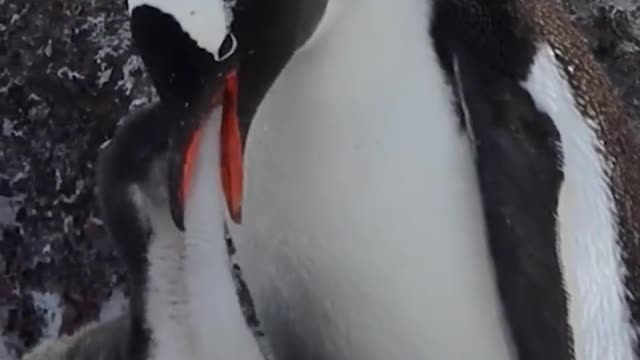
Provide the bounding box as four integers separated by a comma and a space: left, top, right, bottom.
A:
566, 0, 640, 126
0, 0, 638, 358
0, 0, 153, 357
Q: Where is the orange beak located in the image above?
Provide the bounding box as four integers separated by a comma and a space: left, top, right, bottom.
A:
179, 70, 244, 224
219, 71, 243, 223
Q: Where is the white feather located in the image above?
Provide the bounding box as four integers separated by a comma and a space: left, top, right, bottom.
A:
523, 44, 636, 360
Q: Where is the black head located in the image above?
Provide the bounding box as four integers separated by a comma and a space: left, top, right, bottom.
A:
127, 1, 333, 229
129, 2, 240, 229
129, 4, 238, 111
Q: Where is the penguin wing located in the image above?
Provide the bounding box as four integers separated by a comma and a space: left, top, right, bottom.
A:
451, 47, 572, 360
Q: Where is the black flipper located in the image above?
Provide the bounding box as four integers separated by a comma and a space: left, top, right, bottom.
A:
432, 2, 572, 359
458, 49, 570, 360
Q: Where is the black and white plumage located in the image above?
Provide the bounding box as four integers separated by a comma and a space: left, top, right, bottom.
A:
22, 102, 267, 360
53, 1, 637, 360
131, 1, 516, 359
96, 103, 176, 360
431, 2, 570, 359
128, 0, 606, 359
434, 1, 640, 359
98, 103, 266, 360
21, 105, 173, 360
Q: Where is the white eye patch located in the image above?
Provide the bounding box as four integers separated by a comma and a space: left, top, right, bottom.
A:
213, 32, 237, 62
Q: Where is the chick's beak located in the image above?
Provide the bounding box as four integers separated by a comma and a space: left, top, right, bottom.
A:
169, 70, 243, 230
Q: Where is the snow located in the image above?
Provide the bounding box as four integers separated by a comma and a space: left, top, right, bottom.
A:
30, 292, 64, 341
116, 56, 144, 96
99, 289, 129, 322
0, 338, 16, 360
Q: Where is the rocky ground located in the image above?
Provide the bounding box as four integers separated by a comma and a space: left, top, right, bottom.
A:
1, 0, 639, 358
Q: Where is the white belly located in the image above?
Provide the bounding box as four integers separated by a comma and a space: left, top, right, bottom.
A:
229, 2, 514, 358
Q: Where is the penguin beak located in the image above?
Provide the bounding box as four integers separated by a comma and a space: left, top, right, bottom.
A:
218, 70, 243, 224
168, 70, 243, 231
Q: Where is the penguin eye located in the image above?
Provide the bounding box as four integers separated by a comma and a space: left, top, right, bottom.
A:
214, 32, 238, 62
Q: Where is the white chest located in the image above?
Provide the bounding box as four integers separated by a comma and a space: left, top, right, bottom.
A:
142, 115, 265, 360
228, 1, 514, 359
